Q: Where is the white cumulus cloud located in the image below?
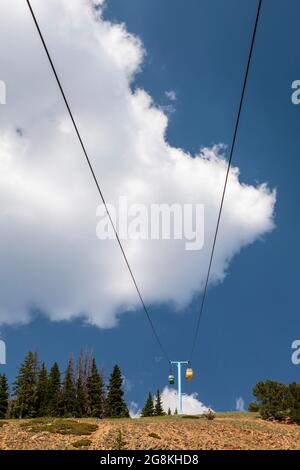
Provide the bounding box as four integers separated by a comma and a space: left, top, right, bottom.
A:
129, 401, 140, 419
165, 90, 177, 101
0, 0, 276, 327
236, 397, 246, 412
161, 386, 210, 415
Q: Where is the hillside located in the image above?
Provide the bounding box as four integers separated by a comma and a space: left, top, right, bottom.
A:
0, 413, 300, 450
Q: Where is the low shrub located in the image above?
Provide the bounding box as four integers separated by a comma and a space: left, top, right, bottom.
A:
72, 438, 92, 448
248, 402, 260, 412
204, 409, 216, 421
112, 430, 127, 450
21, 419, 98, 435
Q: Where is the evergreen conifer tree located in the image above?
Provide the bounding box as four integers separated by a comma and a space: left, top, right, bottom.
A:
141, 392, 154, 417
75, 353, 86, 417
36, 363, 48, 416
82, 351, 93, 412
47, 362, 61, 416
105, 365, 129, 418
87, 358, 105, 418
61, 356, 76, 417
75, 375, 86, 417
0, 374, 9, 419
13, 351, 38, 418
154, 389, 165, 416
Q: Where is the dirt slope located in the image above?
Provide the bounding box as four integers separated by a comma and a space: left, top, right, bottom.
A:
0, 413, 300, 450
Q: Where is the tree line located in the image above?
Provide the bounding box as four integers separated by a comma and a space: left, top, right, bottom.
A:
249, 380, 300, 424
0, 351, 129, 419
141, 390, 177, 417
141, 390, 165, 417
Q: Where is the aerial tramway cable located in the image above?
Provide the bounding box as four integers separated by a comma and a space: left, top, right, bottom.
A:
189, 0, 263, 362
26, 0, 263, 373
26, 0, 170, 364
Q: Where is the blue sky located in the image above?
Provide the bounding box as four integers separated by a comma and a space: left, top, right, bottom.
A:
1, 0, 300, 412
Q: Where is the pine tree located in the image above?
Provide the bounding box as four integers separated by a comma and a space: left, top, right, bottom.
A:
174, 408, 178, 415
83, 351, 93, 392
87, 359, 105, 418
141, 392, 154, 417
61, 356, 76, 417
167, 407, 172, 416
82, 350, 93, 413
47, 362, 61, 416
75, 375, 86, 417
13, 351, 38, 418
9, 400, 18, 419
0, 374, 9, 419
36, 363, 48, 416
154, 389, 165, 416
75, 354, 86, 417
105, 365, 129, 418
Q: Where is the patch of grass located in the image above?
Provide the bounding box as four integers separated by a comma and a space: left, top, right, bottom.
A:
217, 412, 255, 419
112, 430, 127, 450
72, 438, 92, 448
220, 416, 281, 435
24, 417, 50, 424
21, 419, 98, 436
148, 432, 161, 439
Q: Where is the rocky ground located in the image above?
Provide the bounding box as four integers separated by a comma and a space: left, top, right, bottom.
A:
0, 413, 300, 450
